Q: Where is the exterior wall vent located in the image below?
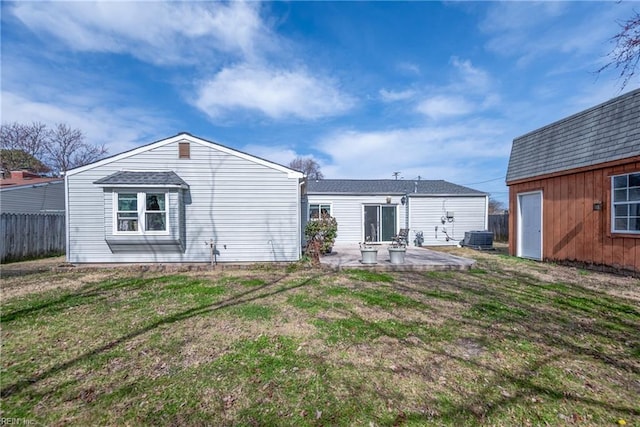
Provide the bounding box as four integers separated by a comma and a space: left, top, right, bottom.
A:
178, 142, 190, 159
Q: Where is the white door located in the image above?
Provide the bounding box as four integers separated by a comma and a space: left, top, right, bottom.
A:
518, 191, 542, 260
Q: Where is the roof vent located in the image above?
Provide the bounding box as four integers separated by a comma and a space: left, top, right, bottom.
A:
178, 142, 190, 159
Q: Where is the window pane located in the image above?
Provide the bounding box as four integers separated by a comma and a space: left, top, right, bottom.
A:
629, 188, 640, 201
629, 173, 640, 187
309, 205, 320, 219
146, 213, 166, 231
615, 205, 628, 217
320, 204, 331, 217
146, 193, 164, 211
630, 203, 640, 216
613, 175, 627, 188
614, 218, 628, 231
118, 194, 137, 211
614, 189, 627, 202
118, 216, 138, 231
630, 218, 640, 231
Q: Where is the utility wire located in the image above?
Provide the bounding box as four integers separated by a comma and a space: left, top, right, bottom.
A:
461, 176, 506, 185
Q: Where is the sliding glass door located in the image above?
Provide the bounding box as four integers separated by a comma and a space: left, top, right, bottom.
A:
363, 205, 397, 242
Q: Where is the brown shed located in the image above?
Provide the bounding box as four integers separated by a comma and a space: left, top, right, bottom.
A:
506, 89, 640, 273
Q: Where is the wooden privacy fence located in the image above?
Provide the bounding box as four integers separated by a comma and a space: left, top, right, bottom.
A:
488, 213, 509, 242
1, 213, 65, 263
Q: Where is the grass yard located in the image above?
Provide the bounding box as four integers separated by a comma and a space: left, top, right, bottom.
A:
1, 249, 639, 426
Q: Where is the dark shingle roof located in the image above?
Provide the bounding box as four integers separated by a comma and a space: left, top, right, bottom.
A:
506, 89, 640, 183
94, 171, 188, 187
306, 179, 486, 196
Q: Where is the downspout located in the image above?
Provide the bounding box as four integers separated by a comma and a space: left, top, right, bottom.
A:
484, 195, 489, 230
298, 177, 306, 259
64, 172, 70, 262
405, 194, 409, 232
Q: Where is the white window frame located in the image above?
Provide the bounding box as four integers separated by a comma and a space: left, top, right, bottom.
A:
113, 191, 170, 235
611, 172, 640, 235
308, 202, 332, 220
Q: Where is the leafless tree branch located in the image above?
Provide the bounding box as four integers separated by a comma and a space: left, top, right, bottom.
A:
0, 122, 108, 175
599, 10, 640, 90
289, 156, 324, 180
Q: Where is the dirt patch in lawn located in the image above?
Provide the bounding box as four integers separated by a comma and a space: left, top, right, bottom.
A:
432, 245, 639, 302
1, 255, 125, 300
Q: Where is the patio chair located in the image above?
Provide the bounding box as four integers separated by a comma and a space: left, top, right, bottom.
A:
391, 228, 409, 247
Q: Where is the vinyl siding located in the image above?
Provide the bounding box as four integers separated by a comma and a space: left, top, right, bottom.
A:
305, 194, 487, 246
0, 181, 65, 214
408, 196, 488, 246
305, 195, 407, 244
67, 139, 301, 263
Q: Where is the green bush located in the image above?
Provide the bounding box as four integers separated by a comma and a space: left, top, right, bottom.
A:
304, 214, 338, 255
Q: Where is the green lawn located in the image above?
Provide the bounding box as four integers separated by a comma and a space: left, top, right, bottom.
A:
1, 251, 638, 426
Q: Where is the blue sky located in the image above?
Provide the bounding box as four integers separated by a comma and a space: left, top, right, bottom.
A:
2, 1, 638, 205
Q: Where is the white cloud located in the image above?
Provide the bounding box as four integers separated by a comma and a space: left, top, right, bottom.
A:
408, 57, 498, 120
450, 57, 492, 93
379, 88, 416, 102
240, 144, 299, 167
194, 63, 355, 120
316, 121, 511, 189
1, 91, 171, 156
396, 62, 421, 75
416, 95, 474, 119
479, 2, 637, 70
480, 2, 567, 34
9, 1, 268, 64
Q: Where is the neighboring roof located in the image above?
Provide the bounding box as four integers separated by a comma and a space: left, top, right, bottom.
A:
67, 133, 303, 179
507, 88, 640, 183
93, 171, 189, 188
0, 170, 63, 189
306, 179, 486, 196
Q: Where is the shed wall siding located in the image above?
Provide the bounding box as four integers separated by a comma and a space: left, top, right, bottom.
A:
508, 159, 639, 272
67, 140, 301, 263
0, 182, 65, 214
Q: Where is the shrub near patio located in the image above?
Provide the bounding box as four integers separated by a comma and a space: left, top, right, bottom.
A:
1, 254, 638, 426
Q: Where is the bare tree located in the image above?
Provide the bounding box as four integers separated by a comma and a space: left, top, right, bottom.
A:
289, 156, 324, 180
0, 122, 107, 176
44, 124, 107, 174
488, 197, 506, 214
600, 10, 640, 89
0, 122, 50, 173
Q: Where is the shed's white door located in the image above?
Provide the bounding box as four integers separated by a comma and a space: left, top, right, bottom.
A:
518, 191, 542, 260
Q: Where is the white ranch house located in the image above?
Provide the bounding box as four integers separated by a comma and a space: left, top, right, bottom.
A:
65, 133, 303, 263
66, 133, 488, 263
304, 179, 488, 247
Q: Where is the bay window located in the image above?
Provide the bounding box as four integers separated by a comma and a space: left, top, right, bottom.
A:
612, 172, 640, 234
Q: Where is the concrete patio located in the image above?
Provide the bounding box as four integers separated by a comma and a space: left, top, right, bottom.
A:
320, 244, 476, 271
